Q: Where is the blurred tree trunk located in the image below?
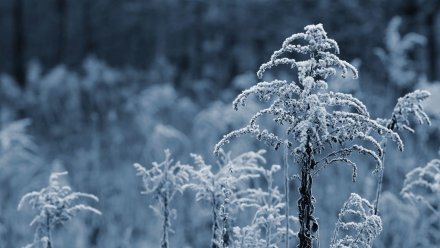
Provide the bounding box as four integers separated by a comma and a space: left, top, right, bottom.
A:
56, 0, 66, 63
190, 1, 203, 79
425, 3, 440, 80
13, 0, 25, 87
82, 0, 94, 56
154, 0, 166, 58
404, 0, 440, 81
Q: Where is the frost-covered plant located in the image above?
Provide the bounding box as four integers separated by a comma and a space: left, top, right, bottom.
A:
375, 16, 426, 89
330, 193, 382, 248
232, 225, 266, 248
133, 150, 192, 248
18, 171, 101, 248
401, 159, 440, 217
379, 89, 431, 132
374, 89, 430, 213
214, 24, 402, 248
185, 150, 265, 248
233, 164, 298, 248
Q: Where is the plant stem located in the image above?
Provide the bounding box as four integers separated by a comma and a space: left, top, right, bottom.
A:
284, 140, 290, 248
221, 204, 230, 247
211, 195, 219, 248
297, 141, 314, 248
374, 141, 387, 215
161, 192, 169, 248
46, 216, 52, 248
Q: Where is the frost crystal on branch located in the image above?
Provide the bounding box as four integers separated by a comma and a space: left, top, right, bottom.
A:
18, 171, 101, 248
330, 193, 382, 248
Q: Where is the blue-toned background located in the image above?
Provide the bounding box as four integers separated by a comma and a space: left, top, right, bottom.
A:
1, 0, 439, 247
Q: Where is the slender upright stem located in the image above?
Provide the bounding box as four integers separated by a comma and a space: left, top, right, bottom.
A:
221, 204, 230, 247
267, 173, 274, 248
161, 192, 169, 248
46, 216, 52, 248
284, 140, 290, 248
375, 117, 394, 216
211, 195, 219, 248
374, 141, 387, 215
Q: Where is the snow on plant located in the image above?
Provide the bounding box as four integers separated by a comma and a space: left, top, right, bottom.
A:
232, 164, 298, 248
378, 89, 431, 132
401, 158, 440, 217
417, 80, 440, 117
373, 89, 430, 214
184, 149, 265, 248
232, 225, 266, 248
214, 24, 402, 247
133, 149, 192, 248
375, 16, 426, 89
17, 171, 101, 248
330, 193, 382, 248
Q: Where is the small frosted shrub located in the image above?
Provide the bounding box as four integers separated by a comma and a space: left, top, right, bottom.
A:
185, 149, 265, 248
134, 150, 192, 248
18, 171, 101, 248
330, 193, 382, 248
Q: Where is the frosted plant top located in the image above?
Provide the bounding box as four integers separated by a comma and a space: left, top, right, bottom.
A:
215, 23, 405, 179
257, 23, 358, 83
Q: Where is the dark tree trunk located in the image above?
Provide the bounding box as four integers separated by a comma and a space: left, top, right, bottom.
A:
426, 5, 440, 81
12, 0, 25, 87
56, 0, 66, 64
82, 0, 94, 56
297, 142, 316, 248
